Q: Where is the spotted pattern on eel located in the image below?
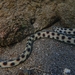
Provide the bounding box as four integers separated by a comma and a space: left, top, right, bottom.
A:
54, 27, 75, 35
0, 27, 75, 68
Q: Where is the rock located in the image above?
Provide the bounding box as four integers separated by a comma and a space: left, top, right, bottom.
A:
16, 70, 25, 75
0, 0, 75, 46
0, 0, 58, 46
63, 68, 71, 75
56, 1, 75, 28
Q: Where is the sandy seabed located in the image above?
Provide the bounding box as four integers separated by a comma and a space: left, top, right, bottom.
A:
0, 26, 75, 75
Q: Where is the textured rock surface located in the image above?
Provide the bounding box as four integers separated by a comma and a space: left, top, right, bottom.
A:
0, 0, 75, 46
56, 2, 75, 28
0, 0, 58, 46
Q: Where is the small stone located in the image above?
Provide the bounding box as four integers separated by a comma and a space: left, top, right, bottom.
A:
18, 71, 24, 75
17, 69, 29, 75
63, 68, 71, 75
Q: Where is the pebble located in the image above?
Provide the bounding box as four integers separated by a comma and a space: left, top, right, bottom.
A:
63, 68, 71, 75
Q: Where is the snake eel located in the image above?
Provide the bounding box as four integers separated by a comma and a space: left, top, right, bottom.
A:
0, 27, 75, 68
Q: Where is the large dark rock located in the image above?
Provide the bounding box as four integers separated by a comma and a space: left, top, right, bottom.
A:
0, 0, 75, 46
